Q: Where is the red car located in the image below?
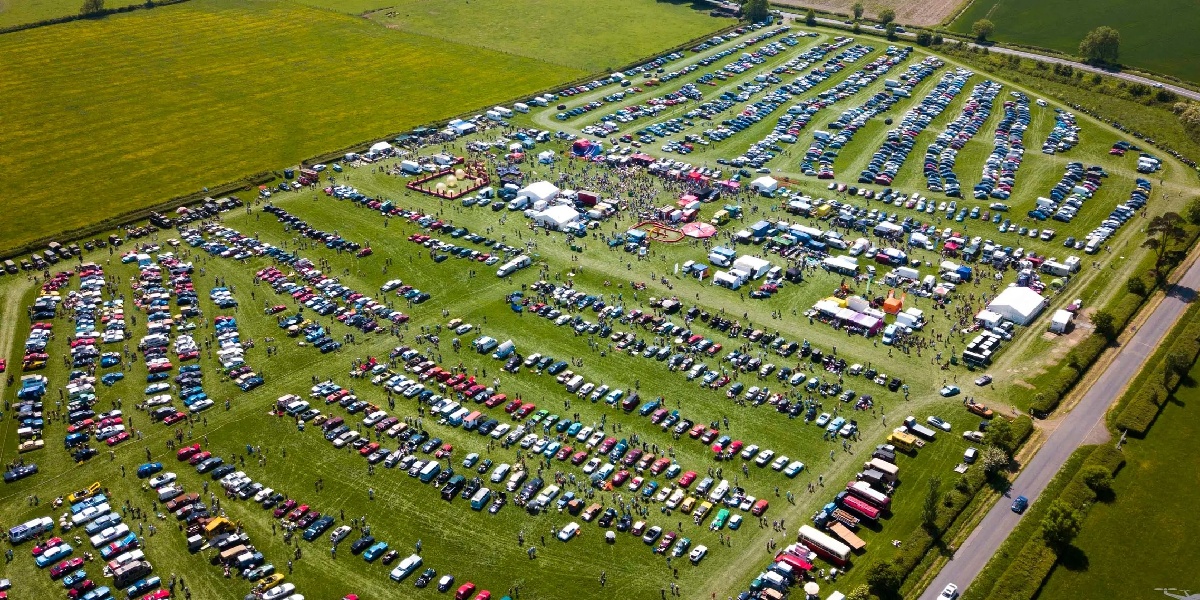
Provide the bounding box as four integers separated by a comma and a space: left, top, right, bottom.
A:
163, 412, 187, 425
144, 590, 171, 600
177, 444, 201, 461
598, 437, 617, 454
611, 470, 630, 487
359, 442, 380, 457
0, 358, 6, 372
555, 446, 573, 461
514, 403, 535, 419
50, 557, 85, 579
188, 451, 213, 466
434, 444, 453, 459
265, 305, 287, 315
678, 471, 697, 488
484, 394, 506, 408
67, 580, 98, 598
570, 450, 589, 465
106, 431, 131, 446
32, 537, 64, 556
67, 419, 95, 434
503, 399, 522, 414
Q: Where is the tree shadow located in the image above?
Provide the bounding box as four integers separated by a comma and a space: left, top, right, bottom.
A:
987, 471, 1013, 495
1057, 544, 1090, 572
1163, 282, 1197, 302
1094, 488, 1117, 503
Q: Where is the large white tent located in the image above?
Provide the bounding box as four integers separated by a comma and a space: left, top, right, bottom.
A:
533, 205, 579, 230
987, 286, 1048, 326
750, 176, 778, 193
520, 181, 560, 203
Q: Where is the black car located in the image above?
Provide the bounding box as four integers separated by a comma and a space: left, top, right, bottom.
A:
210, 464, 236, 480
349, 535, 375, 555
415, 567, 436, 588
597, 508, 617, 528
381, 549, 400, 565
420, 438, 441, 454
262, 493, 285, 510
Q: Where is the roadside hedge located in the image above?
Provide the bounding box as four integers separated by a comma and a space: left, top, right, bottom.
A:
886, 416, 1035, 595
1114, 300, 1200, 433
981, 446, 1124, 600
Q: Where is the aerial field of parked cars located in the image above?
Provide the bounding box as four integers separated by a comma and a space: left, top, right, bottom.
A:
1, 14, 1195, 600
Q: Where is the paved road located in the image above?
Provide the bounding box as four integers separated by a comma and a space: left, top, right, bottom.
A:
918, 256, 1200, 599
774, 11, 1200, 101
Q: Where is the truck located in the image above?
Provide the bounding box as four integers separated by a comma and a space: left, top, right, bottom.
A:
902, 416, 938, 440
865, 458, 899, 483
887, 430, 918, 451
846, 481, 891, 509
836, 491, 880, 521
496, 255, 532, 277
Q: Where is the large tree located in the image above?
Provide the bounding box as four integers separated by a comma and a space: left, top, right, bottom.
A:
972, 19, 995, 41
1091, 310, 1118, 341
80, 0, 104, 15
852, 1, 864, 20
878, 8, 896, 24
922, 475, 942, 534
984, 417, 1015, 456
1079, 26, 1120, 64
1142, 212, 1187, 283
1041, 500, 1082, 552
805, 8, 816, 26
743, 0, 770, 23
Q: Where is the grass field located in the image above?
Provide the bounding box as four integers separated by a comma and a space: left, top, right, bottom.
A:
363, 0, 731, 72
0, 0, 141, 29
951, 0, 1200, 83
1036, 371, 1200, 597
1, 21, 1197, 600
0, 0, 729, 257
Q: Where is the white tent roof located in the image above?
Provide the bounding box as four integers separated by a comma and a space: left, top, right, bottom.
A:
987, 286, 1047, 326
733, 255, 770, 273
750, 176, 778, 192
369, 141, 392, 153
520, 181, 560, 203
534, 205, 579, 229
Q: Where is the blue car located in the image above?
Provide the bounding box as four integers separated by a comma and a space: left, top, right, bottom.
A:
136, 462, 163, 479
35, 543, 74, 568
101, 372, 125, 386
126, 575, 161, 598
362, 541, 390, 562
1011, 495, 1029, 514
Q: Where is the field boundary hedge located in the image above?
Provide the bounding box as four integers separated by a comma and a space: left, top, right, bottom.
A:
972, 445, 1125, 600
1111, 299, 1200, 434
0, 0, 191, 35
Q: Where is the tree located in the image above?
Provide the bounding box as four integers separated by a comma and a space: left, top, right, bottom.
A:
885, 22, 897, 39
845, 584, 872, 600
1175, 102, 1200, 140
866, 562, 903, 597
1079, 26, 1120, 65
916, 31, 933, 46
79, 0, 104, 15
743, 0, 770, 23
984, 417, 1015, 456
878, 8, 896, 24
972, 19, 995, 41
805, 8, 816, 26
852, 1, 864, 20
1041, 500, 1082, 552
922, 475, 942, 534
1185, 196, 1200, 225
1079, 465, 1113, 496
981, 445, 1009, 474
1125, 276, 1148, 296
1143, 212, 1187, 283
1092, 310, 1118, 341
1165, 350, 1192, 385
932, 32, 944, 45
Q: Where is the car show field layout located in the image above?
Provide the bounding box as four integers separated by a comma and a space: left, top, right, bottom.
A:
1, 12, 1196, 600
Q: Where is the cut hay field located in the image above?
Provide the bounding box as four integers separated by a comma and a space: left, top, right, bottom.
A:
0, 0, 140, 29
361, 0, 733, 72
951, 0, 1200, 83
0, 0, 579, 255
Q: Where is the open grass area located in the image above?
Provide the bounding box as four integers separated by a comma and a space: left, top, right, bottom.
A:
363, 0, 732, 72
2, 20, 1197, 600
1036, 368, 1200, 597
0, 0, 582, 255
951, 0, 1200, 83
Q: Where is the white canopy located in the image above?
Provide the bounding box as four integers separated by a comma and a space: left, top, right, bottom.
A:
533, 205, 579, 230
520, 181, 560, 203
987, 286, 1047, 325
750, 176, 778, 193
369, 141, 392, 154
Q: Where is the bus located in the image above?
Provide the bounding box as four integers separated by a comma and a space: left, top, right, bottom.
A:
9, 516, 54, 544
887, 430, 917, 452
847, 481, 892, 509
797, 525, 851, 566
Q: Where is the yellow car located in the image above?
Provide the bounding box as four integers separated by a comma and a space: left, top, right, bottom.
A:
67, 481, 101, 504
255, 574, 285, 593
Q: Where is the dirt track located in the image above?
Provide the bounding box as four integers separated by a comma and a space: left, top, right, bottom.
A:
773, 0, 966, 27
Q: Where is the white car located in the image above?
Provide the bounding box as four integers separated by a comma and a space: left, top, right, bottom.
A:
148, 472, 176, 489
582, 458, 601, 474
330, 525, 352, 544
688, 545, 708, 564
253, 487, 274, 503
557, 522, 580, 541
770, 455, 790, 471
939, 583, 959, 599
754, 449, 775, 467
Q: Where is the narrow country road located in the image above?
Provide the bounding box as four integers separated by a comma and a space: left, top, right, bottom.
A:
773, 11, 1200, 101
917, 256, 1200, 599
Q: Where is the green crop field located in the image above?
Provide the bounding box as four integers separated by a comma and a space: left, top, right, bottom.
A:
951, 0, 1200, 83
0, 0, 141, 29
0, 0, 729, 258
1, 20, 1197, 600
1037, 369, 1200, 597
